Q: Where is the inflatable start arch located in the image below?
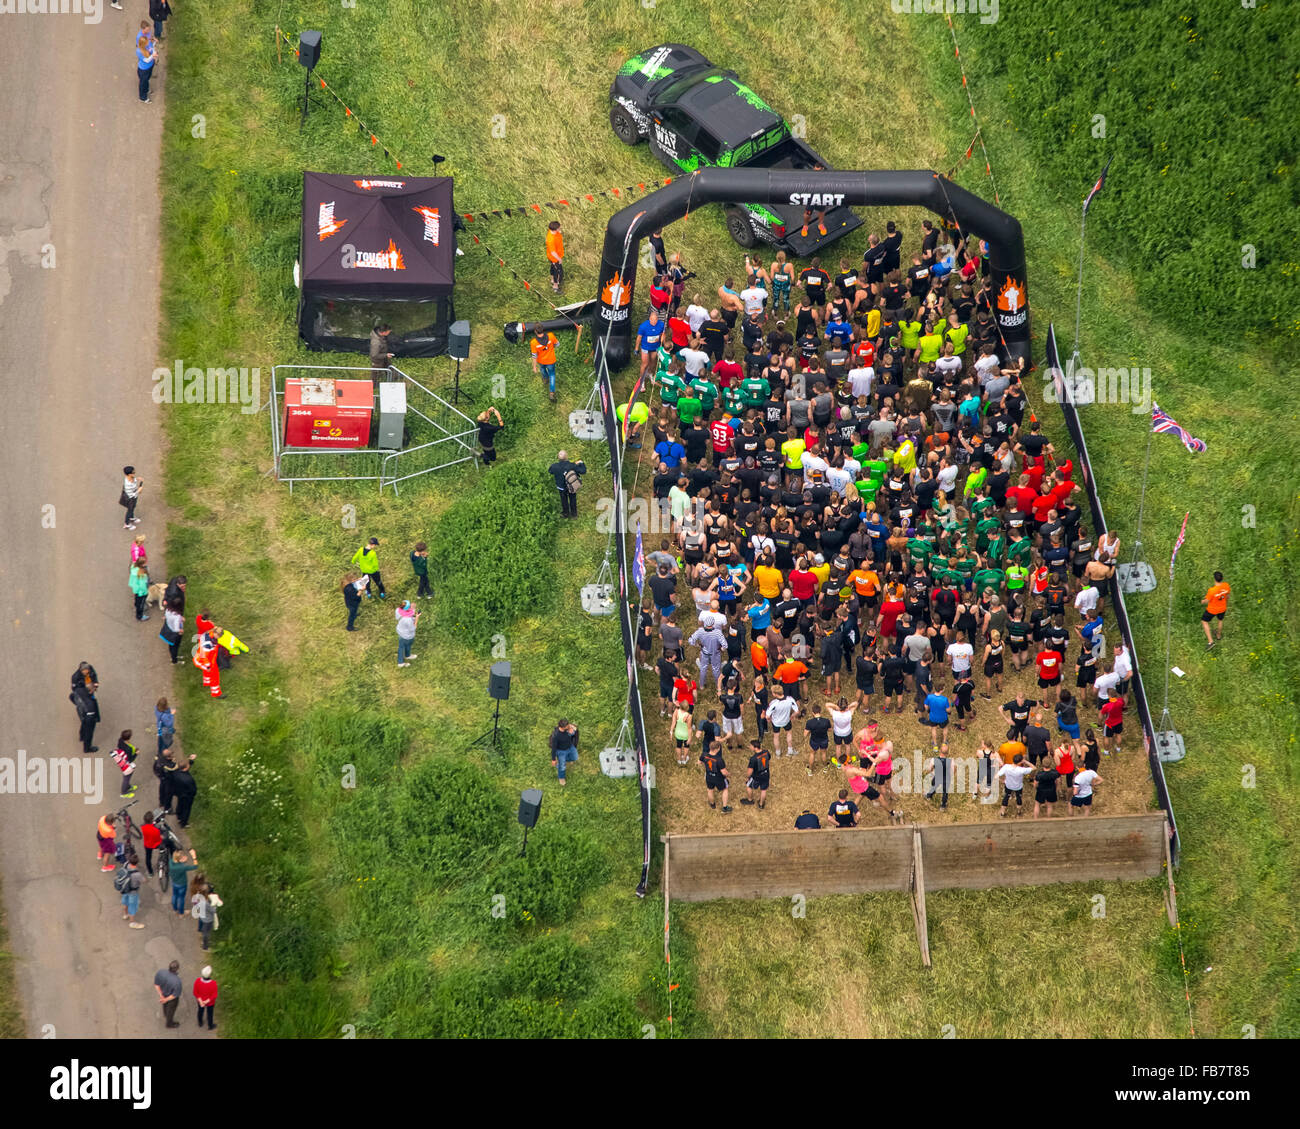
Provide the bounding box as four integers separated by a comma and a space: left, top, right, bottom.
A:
591, 168, 1030, 371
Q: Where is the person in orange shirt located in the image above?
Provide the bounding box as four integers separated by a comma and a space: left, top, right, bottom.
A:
750, 639, 769, 680
774, 656, 809, 702
530, 325, 559, 403
546, 221, 564, 293
1201, 570, 1230, 647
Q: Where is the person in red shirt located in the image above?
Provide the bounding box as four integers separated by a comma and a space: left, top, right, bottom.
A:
1099, 694, 1125, 755
672, 675, 698, 708
1035, 647, 1063, 706
774, 657, 809, 701
1005, 476, 1037, 516
1030, 562, 1050, 597
193, 966, 218, 1030
712, 350, 743, 389
851, 336, 876, 369
667, 314, 692, 353
710, 414, 734, 466
649, 274, 671, 313
789, 559, 818, 605
1023, 458, 1047, 495
877, 592, 906, 639
1030, 491, 1057, 527
140, 811, 163, 877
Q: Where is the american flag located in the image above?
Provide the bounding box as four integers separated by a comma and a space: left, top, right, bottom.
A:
1152, 402, 1207, 454
1170, 511, 1189, 580
1083, 155, 1113, 217
632, 520, 646, 594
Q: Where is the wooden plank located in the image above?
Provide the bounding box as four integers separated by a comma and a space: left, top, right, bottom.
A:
663, 814, 1168, 902
912, 827, 931, 968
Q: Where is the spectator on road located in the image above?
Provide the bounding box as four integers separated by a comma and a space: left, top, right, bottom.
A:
121, 465, 144, 527
120, 853, 145, 928
191, 881, 221, 950
194, 966, 218, 1031
154, 697, 176, 757
97, 812, 118, 872
149, 0, 172, 41
154, 961, 182, 1029
129, 560, 151, 621
171, 756, 198, 828
112, 730, 138, 798
70, 663, 100, 753
140, 811, 163, 878
168, 848, 198, 916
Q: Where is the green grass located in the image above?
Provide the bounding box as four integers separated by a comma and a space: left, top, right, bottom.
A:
149, 0, 1298, 1038
0, 880, 25, 1038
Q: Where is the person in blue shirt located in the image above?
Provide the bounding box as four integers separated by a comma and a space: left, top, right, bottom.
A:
654, 437, 686, 471
745, 595, 772, 634
637, 311, 663, 378
863, 513, 890, 565
136, 30, 158, 103
824, 318, 853, 348
1077, 612, 1104, 657
924, 691, 951, 742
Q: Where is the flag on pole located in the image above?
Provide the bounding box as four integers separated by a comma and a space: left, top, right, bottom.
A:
632, 520, 646, 594
1083, 155, 1113, 216
1170, 511, 1189, 580
1152, 402, 1207, 453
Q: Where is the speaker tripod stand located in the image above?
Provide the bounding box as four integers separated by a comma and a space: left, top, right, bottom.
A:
468, 698, 505, 760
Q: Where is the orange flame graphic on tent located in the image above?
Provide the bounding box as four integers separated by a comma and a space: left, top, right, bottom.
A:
996, 277, 1025, 315
317, 201, 347, 241
382, 239, 406, 270
601, 271, 632, 309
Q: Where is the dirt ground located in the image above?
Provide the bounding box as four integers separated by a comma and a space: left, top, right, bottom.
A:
647, 605, 1151, 835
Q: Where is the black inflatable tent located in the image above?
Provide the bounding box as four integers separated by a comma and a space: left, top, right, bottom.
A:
297, 172, 456, 357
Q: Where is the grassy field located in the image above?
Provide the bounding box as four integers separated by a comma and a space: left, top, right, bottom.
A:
147, 0, 1297, 1039
0, 881, 24, 1038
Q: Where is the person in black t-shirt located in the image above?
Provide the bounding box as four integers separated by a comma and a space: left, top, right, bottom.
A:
700, 313, 728, 363
829, 789, 860, 828
742, 740, 771, 808
719, 680, 746, 749
804, 704, 833, 775
854, 651, 877, 712
476, 407, 504, 464
1022, 713, 1052, 764
699, 742, 731, 812
1000, 693, 1032, 737
952, 671, 976, 730
880, 652, 908, 713
656, 652, 678, 717
794, 809, 821, 829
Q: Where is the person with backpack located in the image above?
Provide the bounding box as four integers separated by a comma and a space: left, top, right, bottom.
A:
547, 449, 587, 519
154, 697, 176, 757
116, 853, 145, 928
112, 730, 138, 798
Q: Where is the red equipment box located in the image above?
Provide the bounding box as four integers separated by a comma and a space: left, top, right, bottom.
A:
283, 378, 373, 449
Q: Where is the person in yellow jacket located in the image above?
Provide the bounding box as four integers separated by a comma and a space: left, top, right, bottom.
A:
780, 429, 806, 487
945, 311, 969, 357
350, 537, 386, 599
546, 221, 565, 293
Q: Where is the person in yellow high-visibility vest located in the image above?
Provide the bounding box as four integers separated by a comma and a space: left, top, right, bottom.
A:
546, 221, 565, 294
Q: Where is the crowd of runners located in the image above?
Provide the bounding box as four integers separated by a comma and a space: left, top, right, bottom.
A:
615, 219, 1145, 822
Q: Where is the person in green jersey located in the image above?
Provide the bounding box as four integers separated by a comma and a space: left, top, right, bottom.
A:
945, 312, 969, 356
722, 383, 746, 416
976, 516, 1003, 554
1006, 561, 1029, 595
658, 359, 685, 407
918, 323, 944, 365
676, 390, 703, 427
690, 374, 718, 418
740, 372, 771, 408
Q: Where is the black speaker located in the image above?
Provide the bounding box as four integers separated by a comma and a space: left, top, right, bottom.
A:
449, 319, 471, 361
488, 661, 511, 701
517, 788, 543, 829
298, 30, 322, 70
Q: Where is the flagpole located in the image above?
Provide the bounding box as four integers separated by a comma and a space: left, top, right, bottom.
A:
1070, 202, 1087, 381
1155, 513, 1189, 762
1118, 423, 1158, 593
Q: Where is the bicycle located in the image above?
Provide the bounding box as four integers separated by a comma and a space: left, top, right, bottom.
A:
153, 810, 184, 895
112, 798, 143, 862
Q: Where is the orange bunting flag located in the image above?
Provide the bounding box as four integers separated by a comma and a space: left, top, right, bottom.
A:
531, 203, 541, 213
558, 198, 568, 206
612, 187, 621, 196
584, 194, 594, 202
345, 107, 352, 117
395, 161, 402, 169
370, 135, 377, 145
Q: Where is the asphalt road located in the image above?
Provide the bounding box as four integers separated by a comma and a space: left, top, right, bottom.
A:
0, 10, 210, 1039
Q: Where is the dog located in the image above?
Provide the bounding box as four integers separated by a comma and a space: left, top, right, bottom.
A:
146, 582, 169, 611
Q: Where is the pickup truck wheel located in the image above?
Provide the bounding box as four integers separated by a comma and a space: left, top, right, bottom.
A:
724, 206, 758, 249
610, 105, 641, 146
